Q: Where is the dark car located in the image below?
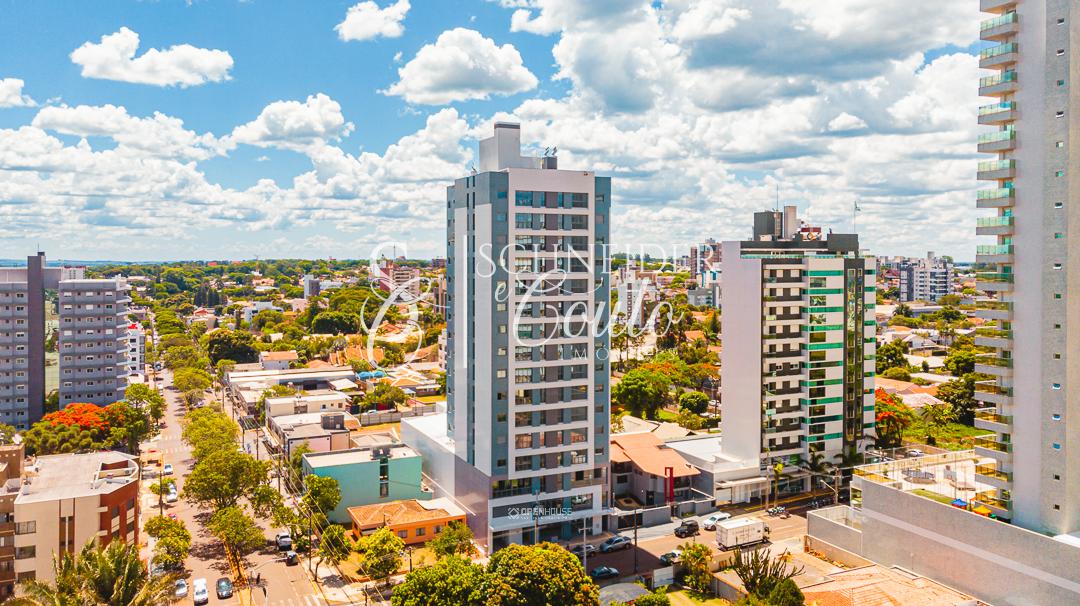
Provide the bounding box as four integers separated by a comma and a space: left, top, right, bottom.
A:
589, 566, 619, 580
285, 550, 299, 566
216, 577, 234, 599
673, 520, 699, 538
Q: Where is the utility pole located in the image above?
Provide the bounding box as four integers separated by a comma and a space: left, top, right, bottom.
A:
158, 469, 164, 517
632, 509, 639, 573
581, 525, 588, 572
308, 508, 314, 574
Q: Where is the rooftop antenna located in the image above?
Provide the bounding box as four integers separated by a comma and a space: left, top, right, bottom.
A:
543, 147, 551, 157
551, 146, 557, 156
774, 183, 779, 212
469, 164, 477, 175
853, 199, 862, 233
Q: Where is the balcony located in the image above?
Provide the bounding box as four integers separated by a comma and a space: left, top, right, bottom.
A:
974, 407, 1013, 433
976, 272, 1013, 293
973, 490, 1012, 516
977, 159, 1015, 181
763, 349, 803, 360
975, 300, 1012, 321
979, 70, 1018, 97
975, 380, 1012, 406
978, 129, 1016, 153
976, 244, 1014, 264
976, 215, 1014, 236
974, 434, 1013, 453
980, 12, 1018, 41
981, 0, 1016, 13
763, 331, 803, 341
764, 276, 804, 284
766, 312, 803, 322
980, 42, 1018, 68
978, 102, 1016, 125
975, 326, 1013, 350
974, 355, 1013, 377
976, 186, 1014, 208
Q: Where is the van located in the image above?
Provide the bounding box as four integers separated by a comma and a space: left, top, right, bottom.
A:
192, 578, 209, 606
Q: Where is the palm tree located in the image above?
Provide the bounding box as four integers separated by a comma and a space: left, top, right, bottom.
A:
16, 540, 175, 606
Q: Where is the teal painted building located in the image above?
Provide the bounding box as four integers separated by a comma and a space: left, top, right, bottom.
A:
301, 444, 431, 523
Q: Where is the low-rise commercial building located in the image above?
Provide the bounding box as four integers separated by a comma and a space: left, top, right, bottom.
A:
259, 350, 298, 371
267, 411, 355, 457
263, 390, 350, 419
665, 436, 768, 505
303, 443, 431, 524
347, 498, 465, 546
609, 433, 699, 510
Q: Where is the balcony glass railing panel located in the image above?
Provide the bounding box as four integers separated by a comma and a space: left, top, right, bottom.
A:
980, 42, 1018, 59
977, 216, 1014, 227
980, 12, 1017, 30
979, 102, 1016, 115
977, 159, 1015, 172
978, 129, 1016, 144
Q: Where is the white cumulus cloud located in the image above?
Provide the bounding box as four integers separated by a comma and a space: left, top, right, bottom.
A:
69, 27, 233, 88
384, 28, 538, 105
228, 94, 355, 152
826, 112, 868, 132
335, 0, 411, 41
0, 78, 36, 108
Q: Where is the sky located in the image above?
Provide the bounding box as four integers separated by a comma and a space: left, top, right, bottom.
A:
0, 0, 989, 261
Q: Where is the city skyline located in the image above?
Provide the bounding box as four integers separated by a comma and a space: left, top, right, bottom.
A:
1, 1, 987, 260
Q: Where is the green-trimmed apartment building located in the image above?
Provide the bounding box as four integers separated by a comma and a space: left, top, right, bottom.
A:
721, 206, 876, 496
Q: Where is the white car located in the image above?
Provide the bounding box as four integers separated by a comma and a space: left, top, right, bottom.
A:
192, 578, 208, 606
162, 464, 174, 475
174, 579, 188, 598
165, 489, 178, 504
702, 512, 732, 530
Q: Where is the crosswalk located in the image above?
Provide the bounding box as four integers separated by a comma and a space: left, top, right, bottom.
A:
267, 594, 324, 606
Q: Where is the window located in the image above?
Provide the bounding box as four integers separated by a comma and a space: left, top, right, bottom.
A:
14, 546, 34, 560
1053, 383, 1062, 389
1053, 443, 1062, 450
496, 370, 507, 379
1053, 414, 1062, 420
1054, 504, 1061, 510
415, 527, 425, 537
1056, 202, 1064, 208
1059, 80, 1067, 86
1059, 17, 1066, 24
1058, 49, 1066, 56
1056, 170, 1066, 177
1055, 474, 1061, 480
1057, 141, 1065, 148
397, 530, 408, 539
1055, 294, 1063, 299
15, 521, 35, 535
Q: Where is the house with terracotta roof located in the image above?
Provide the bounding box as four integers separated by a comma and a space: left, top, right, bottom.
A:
347, 497, 466, 546
610, 433, 700, 510
259, 349, 298, 371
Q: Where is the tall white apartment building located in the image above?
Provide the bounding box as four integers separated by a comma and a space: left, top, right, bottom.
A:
122, 323, 145, 376
721, 207, 876, 494
974, 0, 1080, 536
440, 123, 611, 550
57, 278, 131, 407
897, 252, 954, 303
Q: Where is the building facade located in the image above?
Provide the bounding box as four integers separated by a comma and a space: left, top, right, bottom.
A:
122, 323, 145, 377
721, 207, 876, 494
57, 279, 130, 407
974, 0, 1080, 535
446, 122, 611, 549
897, 252, 954, 303
304, 444, 432, 524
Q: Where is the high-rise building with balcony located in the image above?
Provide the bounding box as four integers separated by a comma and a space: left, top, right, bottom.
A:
974, 0, 1080, 535
721, 207, 876, 494
442, 123, 611, 550
57, 279, 131, 407
897, 252, 954, 303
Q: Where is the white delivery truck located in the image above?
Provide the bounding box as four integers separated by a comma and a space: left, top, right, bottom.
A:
715, 518, 767, 550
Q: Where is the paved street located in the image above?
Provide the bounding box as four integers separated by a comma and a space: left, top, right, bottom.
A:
140, 369, 324, 606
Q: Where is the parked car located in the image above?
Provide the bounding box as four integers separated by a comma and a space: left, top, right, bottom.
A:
569, 543, 596, 558
276, 531, 293, 551
192, 578, 209, 606
165, 490, 178, 504
285, 550, 299, 566
673, 520, 699, 538
216, 577, 234, 599
702, 512, 732, 530
174, 579, 188, 598
162, 464, 173, 475
598, 536, 632, 553
589, 566, 619, 580
659, 549, 682, 565
906, 449, 925, 458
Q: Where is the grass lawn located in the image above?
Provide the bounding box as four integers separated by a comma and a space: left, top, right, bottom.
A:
656, 408, 679, 422
911, 488, 956, 505
904, 420, 986, 451
669, 590, 733, 605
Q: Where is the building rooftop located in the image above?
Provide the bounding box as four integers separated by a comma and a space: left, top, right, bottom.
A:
348, 497, 464, 528
16, 451, 139, 504
610, 433, 697, 478
260, 350, 299, 362
304, 443, 418, 468
801, 565, 982, 606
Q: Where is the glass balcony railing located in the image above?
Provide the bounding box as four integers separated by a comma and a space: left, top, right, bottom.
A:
977, 300, 1012, 311
976, 327, 1013, 339
975, 464, 1012, 482
976, 381, 1013, 396
980, 42, 1018, 59
974, 435, 1013, 453
977, 272, 1014, 283
976, 408, 1013, 424
979, 71, 1017, 87
978, 159, 1015, 172
975, 490, 1012, 510
977, 216, 1014, 227
979, 101, 1016, 115
980, 12, 1017, 30
976, 355, 1013, 368
977, 187, 1015, 200
979, 130, 1016, 144
977, 244, 1013, 255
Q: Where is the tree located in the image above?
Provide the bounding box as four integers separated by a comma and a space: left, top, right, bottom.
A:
363, 383, 408, 411
163, 345, 203, 370
730, 548, 803, 600
208, 506, 265, 555
183, 449, 269, 510
207, 329, 259, 364
124, 383, 166, 425
391, 556, 485, 606
678, 391, 709, 415
679, 541, 712, 593
182, 407, 239, 461
312, 311, 361, 335
105, 402, 152, 454
612, 368, 671, 419
290, 441, 314, 481
937, 374, 982, 424
920, 402, 956, 432
303, 475, 342, 520
148, 476, 176, 497
944, 348, 976, 377
875, 341, 908, 374
172, 367, 211, 395
145, 515, 192, 570
20, 539, 175, 606
635, 589, 672, 606
767, 578, 805, 606
482, 543, 599, 606
428, 520, 476, 558
317, 524, 354, 574
874, 390, 915, 448
676, 409, 706, 430
894, 303, 913, 317
356, 527, 404, 585
880, 366, 911, 381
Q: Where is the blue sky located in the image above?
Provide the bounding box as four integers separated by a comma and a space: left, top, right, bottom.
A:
0, 0, 987, 261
